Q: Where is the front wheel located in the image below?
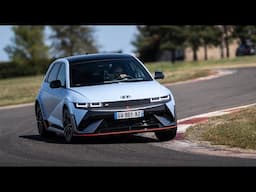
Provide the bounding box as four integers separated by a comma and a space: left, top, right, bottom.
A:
63, 108, 74, 143
155, 128, 177, 141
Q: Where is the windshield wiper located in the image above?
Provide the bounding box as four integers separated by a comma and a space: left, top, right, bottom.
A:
73, 82, 107, 87
119, 78, 147, 82
73, 79, 147, 87
103, 80, 120, 84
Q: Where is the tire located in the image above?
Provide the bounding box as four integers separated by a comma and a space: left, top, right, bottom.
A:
155, 128, 177, 141
63, 108, 74, 143
36, 104, 52, 138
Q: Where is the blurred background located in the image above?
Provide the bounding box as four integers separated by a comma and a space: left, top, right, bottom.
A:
1, 25, 256, 76
0, 25, 138, 77
1, 25, 256, 106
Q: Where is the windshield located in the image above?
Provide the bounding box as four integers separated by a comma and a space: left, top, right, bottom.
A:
70, 58, 153, 87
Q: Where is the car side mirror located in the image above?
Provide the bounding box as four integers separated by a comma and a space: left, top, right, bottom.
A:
50, 80, 62, 88
154, 71, 165, 80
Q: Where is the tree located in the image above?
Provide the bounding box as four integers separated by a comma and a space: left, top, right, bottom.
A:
185, 26, 204, 61
233, 25, 256, 44
132, 26, 162, 62
4, 26, 49, 66
49, 26, 98, 58
133, 25, 234, 62
215, 25, 234, 59
201, 26, 222, 60
132, 26, 186, 62
223, 25, 233, 58
158, 26, 187, 62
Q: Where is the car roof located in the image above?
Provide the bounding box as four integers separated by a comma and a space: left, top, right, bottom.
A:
65, 53, 134, 64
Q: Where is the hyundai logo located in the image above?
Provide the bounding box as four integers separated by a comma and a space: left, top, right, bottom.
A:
120, 95, 131, 99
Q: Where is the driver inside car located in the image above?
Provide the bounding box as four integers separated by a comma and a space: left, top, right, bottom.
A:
111, 65, 129, 79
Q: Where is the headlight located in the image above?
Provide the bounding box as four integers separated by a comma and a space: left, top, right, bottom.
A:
89, 102, 102, 107
75, 103, 89, 108
150, 95, 171, 103
74, 102, 102, 109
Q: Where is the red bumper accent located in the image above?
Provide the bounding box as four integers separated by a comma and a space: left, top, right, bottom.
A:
73, 125, 177, 137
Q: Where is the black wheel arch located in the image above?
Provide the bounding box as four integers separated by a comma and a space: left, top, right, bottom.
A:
35, 100, 40, 115
62, 104, 70, 122
63, 104, 69, 115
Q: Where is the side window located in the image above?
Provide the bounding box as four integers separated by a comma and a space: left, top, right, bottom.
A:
46, 63, 61, 83
57, 63, 66, 87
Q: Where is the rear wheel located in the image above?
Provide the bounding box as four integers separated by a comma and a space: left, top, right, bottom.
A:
155, 128, 177, 141
36, 104, 52, 138
63, 108, 74, 143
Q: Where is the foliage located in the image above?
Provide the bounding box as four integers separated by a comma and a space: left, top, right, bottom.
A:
233, 25, 256, 44
49, 25, 98, 58
132, 26, 161, 62
4, 26, 49, 67
132, 25, 249, 62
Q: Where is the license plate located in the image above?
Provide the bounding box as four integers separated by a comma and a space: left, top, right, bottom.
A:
114, 110, 144, 120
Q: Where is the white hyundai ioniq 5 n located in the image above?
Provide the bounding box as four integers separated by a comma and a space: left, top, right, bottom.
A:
35, 53, 177, 143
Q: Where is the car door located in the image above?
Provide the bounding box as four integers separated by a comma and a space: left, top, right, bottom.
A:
40, 62, 63, 126
48, 62, 68, 127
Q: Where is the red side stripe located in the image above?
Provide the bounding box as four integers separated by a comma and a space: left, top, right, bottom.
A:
73, 125, 177, 137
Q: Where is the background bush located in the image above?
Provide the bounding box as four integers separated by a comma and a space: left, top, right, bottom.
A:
0, 59, 51, 79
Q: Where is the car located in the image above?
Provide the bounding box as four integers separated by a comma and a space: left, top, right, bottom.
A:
35, 53, 177, 143
236, 43, 256, 56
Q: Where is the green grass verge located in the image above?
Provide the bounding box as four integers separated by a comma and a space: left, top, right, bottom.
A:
145, 55, 256, 84
0, 75, 43, 106
185, 105, 256, 150
145, 55, 256, 71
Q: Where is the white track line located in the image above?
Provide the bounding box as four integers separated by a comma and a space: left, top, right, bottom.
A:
164, 69, 236, 86
0, 103, 34, 110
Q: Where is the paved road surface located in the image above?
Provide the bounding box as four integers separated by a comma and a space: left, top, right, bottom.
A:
1, 67, 256, 166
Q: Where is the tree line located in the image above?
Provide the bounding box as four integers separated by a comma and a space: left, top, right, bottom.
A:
4, 26, 98, 66
1, 26, 98, 78
2, 25, 256, 78
132, 25, 256, 62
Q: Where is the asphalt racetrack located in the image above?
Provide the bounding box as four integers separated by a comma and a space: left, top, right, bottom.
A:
1, 67, 256, 166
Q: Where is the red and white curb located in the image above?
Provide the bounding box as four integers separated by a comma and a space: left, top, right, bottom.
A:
141, 103, 256, 159
177, 103, 256, 134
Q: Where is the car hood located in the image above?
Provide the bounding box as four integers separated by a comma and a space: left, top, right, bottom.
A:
70, 81, 170, 102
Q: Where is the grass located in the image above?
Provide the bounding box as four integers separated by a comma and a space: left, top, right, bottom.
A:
1, 55, 256, 107
145, 55, 256, 71
145, 55, 256, 84
0, 75, 43, 106
157, 69, 214, 84
185, 105, 256, 150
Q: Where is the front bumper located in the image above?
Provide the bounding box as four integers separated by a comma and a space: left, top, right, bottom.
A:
72, 103, 177, 136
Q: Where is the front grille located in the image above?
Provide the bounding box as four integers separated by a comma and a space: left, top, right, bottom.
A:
102, 99, 150, 108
